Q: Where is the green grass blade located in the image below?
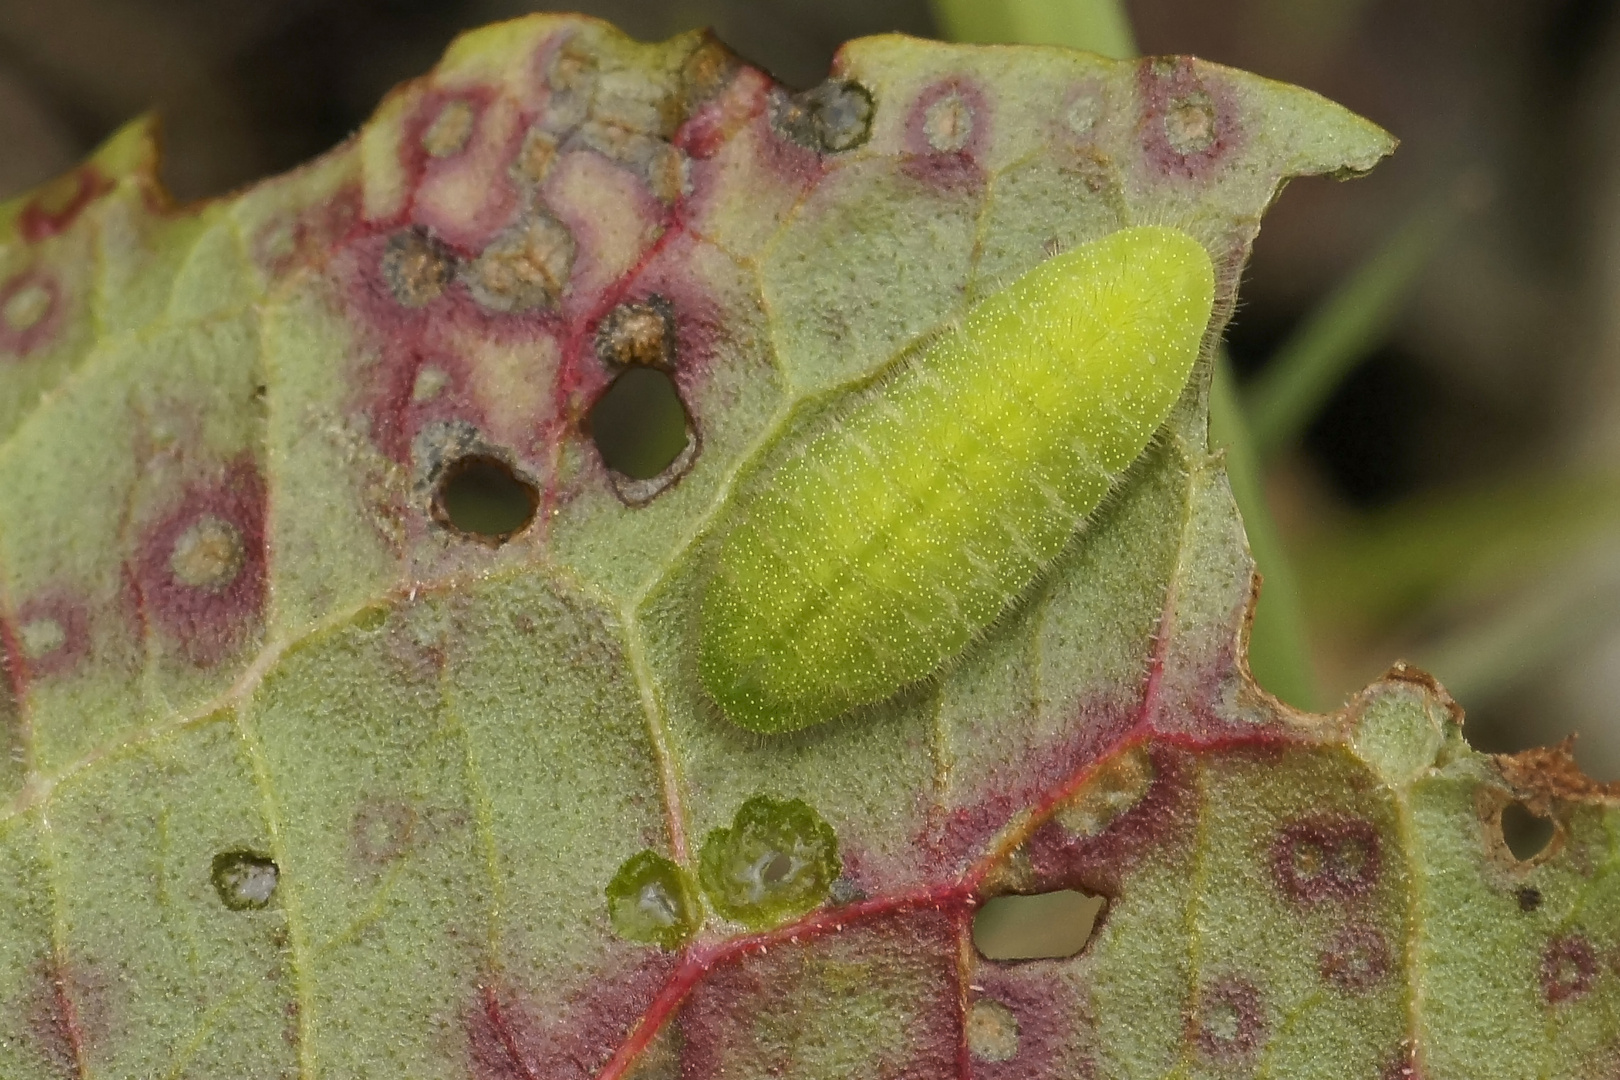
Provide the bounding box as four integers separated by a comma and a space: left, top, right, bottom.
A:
1245, 183, 1473, 460
929, 0, 1137, 56
1211, 355, 1322, 709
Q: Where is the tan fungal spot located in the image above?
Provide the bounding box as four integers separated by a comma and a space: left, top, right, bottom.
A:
2, 283, 51, 331
966, 999, 1019, 1062
923, 91, 974, 153
1163, 89, 1217, 155
595, 297, 676, 368
466, 214, 576, 312
1067, 95, 1100, 136
18, 617, 65, 660
169, 515, 245, 592
422, 99, 476, 157
513, 129, 560, 185
382, 228, 456, 307
646, 143, 686, 202
412, 366, 450, 403
1057, 746, 1154, 837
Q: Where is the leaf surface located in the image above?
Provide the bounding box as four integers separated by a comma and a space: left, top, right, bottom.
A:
0, 15, 1613, 1080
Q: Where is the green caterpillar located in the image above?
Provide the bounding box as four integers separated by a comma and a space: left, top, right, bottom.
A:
700, 226, 1216, 733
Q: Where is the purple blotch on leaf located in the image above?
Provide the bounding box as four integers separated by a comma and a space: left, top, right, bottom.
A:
132, 459, 267, 665
1541, 934, 1598, 1004
1192, 977, 1266, 1062
1319, 924, 1392, 993
1271, 815, 1381, 904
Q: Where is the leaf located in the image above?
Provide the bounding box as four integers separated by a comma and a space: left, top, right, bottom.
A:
0, 15, 1613, 1080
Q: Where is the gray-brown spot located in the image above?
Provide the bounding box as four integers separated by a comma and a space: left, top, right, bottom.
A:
465, 213, 575, 312
595, 296, 676, 369
512, 129, 560, 185
382, 228, 457, 307
1163, 89, 1217, 155
772, 79, 874, 153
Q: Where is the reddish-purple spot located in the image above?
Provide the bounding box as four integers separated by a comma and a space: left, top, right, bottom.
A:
1271, 815, 1381, 904
1542, 934, 1599, 1005
23, 957, 107, 1078
968, 965, 1096, 1079
351, 797, 417, 866
9, 591, 90, 681
681, 912, 958, 1079
467, 960, 673, 1080
18, 167, 112, 243
1019, 744, 1198, 898
1381, 1042, 1422, 1080
252, 187, 365, 282
904, 79, 991, 193
131, 460, 267, 666
1137, 58, 1241, 180
0, 272, 61, 358
678, 66, 771, 161
1192, 977, 1265, 1063
1319, 924, 1392, 993
400, 86, 525, 250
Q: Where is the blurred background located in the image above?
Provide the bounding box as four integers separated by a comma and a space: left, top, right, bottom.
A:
3, 0, 1617, 777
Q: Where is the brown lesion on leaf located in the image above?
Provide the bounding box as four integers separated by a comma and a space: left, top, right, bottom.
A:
771, 79, 875, 154
595, 296, 677, 369
1136, 57, 1241, 181
464, 213, 576, 313
1494, 736, 1620, 812
965, 997, 1019, 1062
352, 796, 419, 866
382, 227, 460, 308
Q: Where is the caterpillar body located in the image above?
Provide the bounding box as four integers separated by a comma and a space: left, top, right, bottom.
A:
699, 226, 1216, 733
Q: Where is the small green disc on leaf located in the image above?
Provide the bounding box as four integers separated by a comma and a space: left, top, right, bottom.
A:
605, 850, 703, 950
698, 795, 840, 929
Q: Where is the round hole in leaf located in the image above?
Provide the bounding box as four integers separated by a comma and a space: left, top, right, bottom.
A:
588, 367, 690, 480
1501, 801, 1555, 862
972, 890, 1104, 961
211, 850, 279, 911
431, 454, 538, 544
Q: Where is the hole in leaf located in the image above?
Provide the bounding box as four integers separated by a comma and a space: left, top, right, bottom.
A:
431, 454, 538, 544
1502, 801, 1556, 862
973, 890, 1104, 961
588, 367, 691, 481
211, 850, 278, 911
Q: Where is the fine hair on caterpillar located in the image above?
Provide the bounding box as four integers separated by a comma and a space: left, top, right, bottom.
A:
699, 226, 1217, 734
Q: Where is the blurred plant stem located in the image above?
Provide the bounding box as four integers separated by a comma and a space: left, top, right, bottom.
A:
1245, 179, 1475, 461
932, 0, 1321, 707
930, 0, 1136, 56
1210, 357, 1320, 708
